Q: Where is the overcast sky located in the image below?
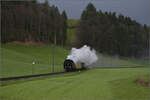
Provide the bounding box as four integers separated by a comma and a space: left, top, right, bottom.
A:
39, 0, 150, 26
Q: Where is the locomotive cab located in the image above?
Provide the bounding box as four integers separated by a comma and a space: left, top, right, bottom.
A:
64, 59, 75, 72
64, 59, 86, 72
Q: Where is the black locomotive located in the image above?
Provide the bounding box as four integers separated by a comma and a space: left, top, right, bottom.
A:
64, 59, 85, 72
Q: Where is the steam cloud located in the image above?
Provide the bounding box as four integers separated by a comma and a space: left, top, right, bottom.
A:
67, 45, 98, 66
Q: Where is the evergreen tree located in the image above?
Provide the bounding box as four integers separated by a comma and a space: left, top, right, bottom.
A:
1, 0, 68, 46
77, 2, 149, 58
61, 11, 68, 46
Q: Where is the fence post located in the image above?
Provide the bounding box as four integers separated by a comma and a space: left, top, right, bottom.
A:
32, 61, 35, 74
52, 45, 54, 73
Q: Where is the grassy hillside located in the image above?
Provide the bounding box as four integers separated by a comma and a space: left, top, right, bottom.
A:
1, 44, 148, 78
66, 19, 78, 46
67, 19, 78, 28
0, 44, 149, 99
0, 68, 149, 99
67, 28, 77, 44
0, 44, 69, 78
92, 54, 149, 68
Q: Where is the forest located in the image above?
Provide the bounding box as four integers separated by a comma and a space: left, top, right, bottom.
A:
1, 0, 67, 46
77, 3, 149, 58
1, 1, 149, 58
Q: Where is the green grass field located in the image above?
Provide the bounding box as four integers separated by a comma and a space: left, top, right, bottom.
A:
0, 68, 149, 100
67, 19, 78, 28
0, 44, 149, 100
66, 19, 78, 45
67, 28, 77, 44
1, 44, 149, 78
93, 54, 149, 68
0, 44, 69, 78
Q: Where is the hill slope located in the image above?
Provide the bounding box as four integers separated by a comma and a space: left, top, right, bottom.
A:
66, 19, 78, 46
0, 68, 149, 99
1, 44, 148, 78
1, 44, 69, 78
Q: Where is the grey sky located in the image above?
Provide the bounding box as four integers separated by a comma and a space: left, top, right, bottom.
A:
39, 0, 150, 26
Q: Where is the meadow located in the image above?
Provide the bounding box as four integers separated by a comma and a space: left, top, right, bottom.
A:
0, 44, 149, 100
0, 68, 149, 100
1, 1, 149, 99
66, 19, 78, 46
1, 44, 148, 78
0, 19, 78, 78
0, 44, 69, 78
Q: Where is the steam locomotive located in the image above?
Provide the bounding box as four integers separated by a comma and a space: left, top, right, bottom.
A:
64, 59, 85, 72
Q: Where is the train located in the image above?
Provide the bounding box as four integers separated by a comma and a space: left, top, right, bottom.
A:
64, 59, 86, 72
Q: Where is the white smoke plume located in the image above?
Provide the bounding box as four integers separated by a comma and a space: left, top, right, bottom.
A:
67, 45, 98, 66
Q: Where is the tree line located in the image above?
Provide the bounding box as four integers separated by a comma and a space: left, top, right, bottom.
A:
1, 1, 149, 58
1, 0, 67, 46
77, 3, 149, 58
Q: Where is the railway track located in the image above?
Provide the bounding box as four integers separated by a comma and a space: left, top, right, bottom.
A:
93, 66, 147, 69
0, 66, 146, 81
0, 71, 71, 81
